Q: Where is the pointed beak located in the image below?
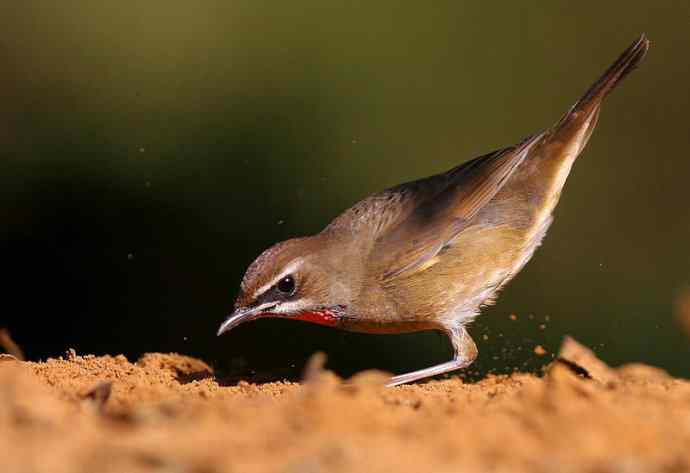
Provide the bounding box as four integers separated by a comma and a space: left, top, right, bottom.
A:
216, 303, 275, 336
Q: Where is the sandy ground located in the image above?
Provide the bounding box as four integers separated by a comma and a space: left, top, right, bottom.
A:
1, 337, 690, 473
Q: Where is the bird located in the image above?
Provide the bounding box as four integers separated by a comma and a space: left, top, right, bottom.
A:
217, 35, 650, 386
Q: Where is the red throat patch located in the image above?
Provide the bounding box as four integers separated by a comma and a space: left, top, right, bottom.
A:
292, 310, 339, 327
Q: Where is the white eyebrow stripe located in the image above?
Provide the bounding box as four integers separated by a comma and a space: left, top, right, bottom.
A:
252, 258, 304, 299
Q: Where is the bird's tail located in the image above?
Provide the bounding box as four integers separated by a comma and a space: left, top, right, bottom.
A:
556, 34, 650, 135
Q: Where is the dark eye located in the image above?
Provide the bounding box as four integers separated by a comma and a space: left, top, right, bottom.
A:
277, 275, 296, 295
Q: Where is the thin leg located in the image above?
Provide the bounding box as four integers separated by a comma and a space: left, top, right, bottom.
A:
386, 325, 478, 387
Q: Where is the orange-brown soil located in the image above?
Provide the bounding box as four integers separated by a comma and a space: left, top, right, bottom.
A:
1, 338, 689, 472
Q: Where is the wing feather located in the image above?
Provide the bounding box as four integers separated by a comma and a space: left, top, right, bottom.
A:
372, 133, 543, 281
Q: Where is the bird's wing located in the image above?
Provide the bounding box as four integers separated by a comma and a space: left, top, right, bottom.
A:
370, 133, 543, 281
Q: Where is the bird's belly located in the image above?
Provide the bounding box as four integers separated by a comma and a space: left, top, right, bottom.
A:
338, 317, 440, 334
352, 212, 555, 331
430, 225, 534, 324
410, 190, 557, 326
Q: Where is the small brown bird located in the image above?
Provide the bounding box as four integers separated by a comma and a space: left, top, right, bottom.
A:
218, 35, 649, 386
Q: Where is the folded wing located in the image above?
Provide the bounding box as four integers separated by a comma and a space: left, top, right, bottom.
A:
371, 133, 543, 281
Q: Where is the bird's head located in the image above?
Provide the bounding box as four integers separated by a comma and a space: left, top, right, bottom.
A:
217, 236, 352, 336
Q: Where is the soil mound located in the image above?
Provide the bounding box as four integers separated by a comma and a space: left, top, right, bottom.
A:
1, 338, 689, 472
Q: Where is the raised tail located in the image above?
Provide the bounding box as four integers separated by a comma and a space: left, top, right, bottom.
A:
557, 34, 650, 132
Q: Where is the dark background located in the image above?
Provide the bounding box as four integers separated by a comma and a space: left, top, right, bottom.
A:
2, 2, 689, 380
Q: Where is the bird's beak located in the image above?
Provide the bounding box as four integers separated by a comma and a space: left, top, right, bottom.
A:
216, 303, 275, 336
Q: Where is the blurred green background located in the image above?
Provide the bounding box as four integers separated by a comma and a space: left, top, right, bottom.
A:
2, 2, 689, 380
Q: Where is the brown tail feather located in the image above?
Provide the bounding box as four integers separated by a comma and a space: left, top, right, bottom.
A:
558, 34, 650, 129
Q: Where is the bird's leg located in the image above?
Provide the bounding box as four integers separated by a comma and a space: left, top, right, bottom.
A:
385, 325, 478, 387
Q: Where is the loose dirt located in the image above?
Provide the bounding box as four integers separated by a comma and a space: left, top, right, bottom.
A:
1, 337, 689, 472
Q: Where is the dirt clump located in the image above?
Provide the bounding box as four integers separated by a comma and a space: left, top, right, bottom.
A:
1, 339, 689, 472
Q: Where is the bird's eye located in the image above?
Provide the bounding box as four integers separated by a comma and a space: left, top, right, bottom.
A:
277, 275, 296, 295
